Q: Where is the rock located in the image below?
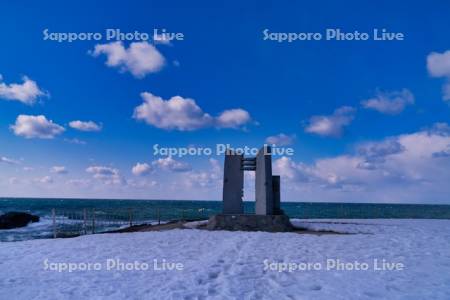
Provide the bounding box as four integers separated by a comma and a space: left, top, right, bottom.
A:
207, 214, 293, 232
0, 212, 40, 229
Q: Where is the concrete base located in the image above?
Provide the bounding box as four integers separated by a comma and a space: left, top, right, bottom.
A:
207, 214, 293, 232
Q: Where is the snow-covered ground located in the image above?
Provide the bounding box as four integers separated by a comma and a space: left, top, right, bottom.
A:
1, 219, 450, 300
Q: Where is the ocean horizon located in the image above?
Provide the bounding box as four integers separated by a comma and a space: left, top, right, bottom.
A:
1, 197, 450, 242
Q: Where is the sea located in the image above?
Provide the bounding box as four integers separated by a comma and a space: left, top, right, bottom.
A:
1, 197, 450, 242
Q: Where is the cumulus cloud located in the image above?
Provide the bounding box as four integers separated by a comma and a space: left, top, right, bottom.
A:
427, 50, 450, 77
274, 123, 450, 202
51, 166, 68, 174
361, 89, 414, 114
274, 155, 355, 190
273, 156, 310, 182
133, 92, 251, 131
356, 139, 405, 170
152, 156, 191, 172
132, 162, 152, 176
216, 109, 251, 129
427, 50, 450, 101
10, 115, 65, 139
184, 159, 222, 188
428, 122, 450, 135
134, 92, 213, 130
265, 133, 296, 146
69, 120, 102, 132
432, 147, 450, 158
0, 75, 47, 105
90, 41, 165, 78
304, 106, 355, 138
86, 165, 124, 185
86, 166, 115, 177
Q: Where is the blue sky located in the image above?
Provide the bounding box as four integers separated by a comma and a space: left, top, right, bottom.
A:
1, 0, 450, 203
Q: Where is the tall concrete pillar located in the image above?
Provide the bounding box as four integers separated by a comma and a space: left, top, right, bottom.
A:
255, 146, 274, 215
222, 150, 244, 214
272, 175, 281, 215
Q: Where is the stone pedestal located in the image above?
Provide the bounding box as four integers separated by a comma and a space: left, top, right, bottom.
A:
207, 214, 293, 232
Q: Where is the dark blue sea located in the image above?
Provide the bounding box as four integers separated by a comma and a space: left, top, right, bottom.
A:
1, 198, 450, 242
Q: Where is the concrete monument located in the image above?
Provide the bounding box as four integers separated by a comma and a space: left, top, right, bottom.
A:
207, 145, 292, 232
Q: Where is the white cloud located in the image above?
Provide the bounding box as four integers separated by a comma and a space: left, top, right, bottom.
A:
4, 123, 449, 202
134, 92, 213, 130
64, 138, 86, 145
427, 50, 450, 77
9, 177, 19, 185
273, 156, 311, 182
433, 147, 450, 158
69, 120, 102, 132
361, 89, 414, 114
127, 178, 158, 189
91, 41, 165, 78
38, 176, 53, 184
184, 159, 221, 188
133, 92, 251, 131
356, 139, 404, 170
51, 166, 68, 174
216, 109, 251, 129
275, 123, 450, 202
0, 75, 47, 105
443, 82, 450, 101
86, 165, 124, 185
304, 106, 355, 138
152, 157, 191, 172
66, 179, 91, 187
265, 133, 296, 146
428, 122, 450, 135
10, 115, 65, 139
0, 156, 19, 165
86, 166, 117, 177
132, 162, 152, 176
427, 50, 450, 101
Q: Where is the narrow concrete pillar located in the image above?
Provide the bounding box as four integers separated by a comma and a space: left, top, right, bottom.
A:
255, 146, 274, 215
272, 175, 281, 215
222, 150, 244, 214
